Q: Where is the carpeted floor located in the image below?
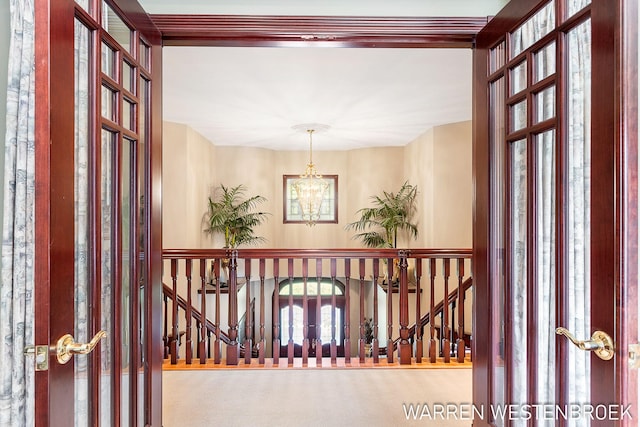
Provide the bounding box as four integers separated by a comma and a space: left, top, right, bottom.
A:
163, 368, 473, 427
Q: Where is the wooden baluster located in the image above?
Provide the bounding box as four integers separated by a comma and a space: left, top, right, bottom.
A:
199, 259, 207, 364
429, 258, 437, 363
287, 258, 294, 365
273, 259, 280, 364
245, 258, 252, 365
387, 257, 394, 363
415, 258, 423, 363
259, 258, 266, 364
330, 258, 337, 363
185, 259, 193, 364
398, 251, 411, 364
163, 293, 168, 359
213, 258, 221, 364
358, 258, 366, 362
442, 258, 451, 363
195, 320, 200, 359
170, 259, 178, 364
315, 258, 323, 366
456, 258, 466, 363
344, 258, 351, 362
226, 250, 239, 365
372, 258, 379, 363
302, 258, 309, 365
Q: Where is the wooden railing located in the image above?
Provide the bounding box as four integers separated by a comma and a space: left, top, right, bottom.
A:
162, 248, 472, 366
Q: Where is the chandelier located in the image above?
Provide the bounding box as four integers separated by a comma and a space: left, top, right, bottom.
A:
292, 126, 329, 226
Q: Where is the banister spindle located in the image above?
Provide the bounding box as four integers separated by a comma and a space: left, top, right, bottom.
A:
170, 259, 178, 365
287, 258, 294, 364
302, 258, 309, 365
344, 258, 351, 361
442, 258, 451, 363
372, 258, 379, 363
259, 258, 266, 364
456, 258, 465, 363
163, 293, 168, 359
199, 259, 207, 364
387, 257, 394, 363
273, 259, 280, 364
213, 258, 221, 364
358, 258, 366, 362
330, 258, 337, 363
245, 258, 252, 365
415, 258, 423, 362
185, 259, 193, 364
315, 258, 322, 365
398, 251, 411, 364
227, 250, 239, 365
429, 258, 437, 363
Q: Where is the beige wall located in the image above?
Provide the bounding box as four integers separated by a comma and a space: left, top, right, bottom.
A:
163, 120, 472, 250
405, 121, 472, 248
163, 121, 217, 248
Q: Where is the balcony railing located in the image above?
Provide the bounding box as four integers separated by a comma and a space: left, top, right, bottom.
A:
162, 248, 472, 366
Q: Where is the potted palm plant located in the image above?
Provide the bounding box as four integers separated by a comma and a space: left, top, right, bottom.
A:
206, 184, 270, 284
346, 181, 418, 286
345, 181, 418, 249
206, 183, 270, 248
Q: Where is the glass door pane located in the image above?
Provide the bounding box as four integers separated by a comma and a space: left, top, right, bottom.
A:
510, 137, 528, 425
100, 129, 115, 427
535, 130, 556, 420
74, 17, 91, 427
566, 19, 592, 422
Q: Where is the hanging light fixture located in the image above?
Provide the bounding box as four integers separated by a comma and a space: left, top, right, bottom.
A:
292, 125, 329, 226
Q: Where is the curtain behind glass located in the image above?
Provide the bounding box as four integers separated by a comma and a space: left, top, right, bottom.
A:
567, 20, 592, 427
73, 18, 90, 427
0, 0, 35, 426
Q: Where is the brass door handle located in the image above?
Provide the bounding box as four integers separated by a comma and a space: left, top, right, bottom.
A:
56, 330, 107, 364
556, 327, 614, 361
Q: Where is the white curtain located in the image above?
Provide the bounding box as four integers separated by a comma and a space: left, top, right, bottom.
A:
511, 139, 528, 427
74, 18, 90, 427
0, 0, 35, 426
536, 130, 556, 427
567, 19, 592, 427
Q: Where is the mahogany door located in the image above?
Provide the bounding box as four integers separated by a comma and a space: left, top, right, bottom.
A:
279, 299, 346, 358
33, 0, 162, 425
473, 0, 637, 426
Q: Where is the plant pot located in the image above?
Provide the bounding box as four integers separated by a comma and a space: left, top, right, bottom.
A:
364, 343, 372, 357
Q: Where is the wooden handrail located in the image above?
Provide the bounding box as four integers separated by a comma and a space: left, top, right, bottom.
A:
162, 283, 231, 345
390, 276, 473, 351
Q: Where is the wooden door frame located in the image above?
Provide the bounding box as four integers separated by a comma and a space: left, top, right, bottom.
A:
33, 0, 163, 425
473, 0, 638, 425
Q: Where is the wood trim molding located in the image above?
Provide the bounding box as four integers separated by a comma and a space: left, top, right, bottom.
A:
151, 15, 490, 47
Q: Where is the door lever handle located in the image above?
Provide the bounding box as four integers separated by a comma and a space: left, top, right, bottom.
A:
556, 327, 614, 361
56, 330, 107, 364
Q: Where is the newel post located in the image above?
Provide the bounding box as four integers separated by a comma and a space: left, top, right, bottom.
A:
226, 249, 240, 365
398, 250, 412, 364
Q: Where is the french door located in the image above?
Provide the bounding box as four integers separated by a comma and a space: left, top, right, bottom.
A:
473, 0, 637, 426
279, 299, 346, 358
33, 0, 162, 425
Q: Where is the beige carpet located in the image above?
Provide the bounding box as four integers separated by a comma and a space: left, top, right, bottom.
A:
163, 368, 472, 427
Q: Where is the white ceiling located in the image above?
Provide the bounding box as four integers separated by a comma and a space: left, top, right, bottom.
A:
141, 0, 509, 151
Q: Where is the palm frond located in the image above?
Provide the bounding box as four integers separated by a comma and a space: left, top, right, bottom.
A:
345, 182, 419, 248
205, 184, 270, 248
